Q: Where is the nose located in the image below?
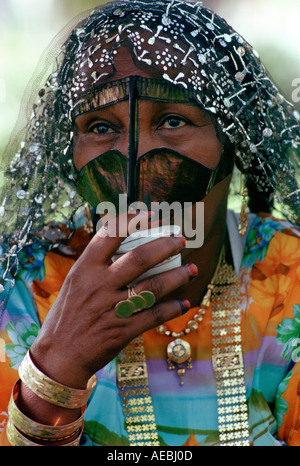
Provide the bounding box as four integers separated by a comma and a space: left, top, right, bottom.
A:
136, 129, 158, 159
115, 103, 158, 159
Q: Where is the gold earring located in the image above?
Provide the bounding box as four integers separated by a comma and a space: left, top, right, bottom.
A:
238, 183, 250, 237
83, 203, 94, 235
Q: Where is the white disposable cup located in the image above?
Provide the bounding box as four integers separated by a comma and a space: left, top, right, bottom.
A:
112, 225, 182, 284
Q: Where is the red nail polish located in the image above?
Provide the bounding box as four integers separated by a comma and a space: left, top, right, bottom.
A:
177, 236, 186, 249
186, 263, 198, 278
179, 299, 191, 314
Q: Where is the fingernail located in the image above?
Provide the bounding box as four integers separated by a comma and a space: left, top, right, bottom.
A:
177, 236, 186, 249
179, 299, 191, 315
186, 263, 198, 279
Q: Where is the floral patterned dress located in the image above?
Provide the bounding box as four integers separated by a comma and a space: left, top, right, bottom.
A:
1, 211, 300, 446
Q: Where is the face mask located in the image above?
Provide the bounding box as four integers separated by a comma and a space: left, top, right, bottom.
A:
75, 76, 234, 210
76, 145, 233, 209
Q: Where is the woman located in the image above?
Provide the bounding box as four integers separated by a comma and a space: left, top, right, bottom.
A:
0, 0, 300, 446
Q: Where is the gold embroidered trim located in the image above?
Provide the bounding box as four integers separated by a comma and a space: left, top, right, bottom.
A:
117, 336, 160, 446
211, 259, 250, 446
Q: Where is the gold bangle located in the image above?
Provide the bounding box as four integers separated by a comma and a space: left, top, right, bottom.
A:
6, 419, 82, 446
19, 351, 97, 409
7, 419, 43, 446
8, 380, 84, 441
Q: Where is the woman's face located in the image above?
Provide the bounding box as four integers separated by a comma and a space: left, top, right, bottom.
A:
73, 100, 222, 171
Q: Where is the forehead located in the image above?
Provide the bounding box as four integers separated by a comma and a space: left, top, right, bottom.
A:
74, 99, 213, 128
71, 75, 200, 121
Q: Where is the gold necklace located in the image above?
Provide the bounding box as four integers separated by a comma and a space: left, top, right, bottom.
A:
116, 243, 250, 446
210, 253, 250, 445
156, 245, 225, 385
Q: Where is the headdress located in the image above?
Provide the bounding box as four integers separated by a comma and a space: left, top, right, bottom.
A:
0, 0, 299, 294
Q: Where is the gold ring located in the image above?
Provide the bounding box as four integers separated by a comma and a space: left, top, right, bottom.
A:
127, 287, 146, 312
114, 299, 135, 318
114, 288, 156, 318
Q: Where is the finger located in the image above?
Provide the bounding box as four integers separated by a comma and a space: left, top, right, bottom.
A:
129, 299, 190, 335
81, 211, 152, 265
112, 263, 197, 319
109, 235, 186, 288
134, 263, 197, 302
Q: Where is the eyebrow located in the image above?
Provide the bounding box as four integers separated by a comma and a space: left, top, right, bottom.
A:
74, 99, 211, 122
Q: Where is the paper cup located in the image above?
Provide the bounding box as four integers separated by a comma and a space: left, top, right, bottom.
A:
112, 225, 182, 284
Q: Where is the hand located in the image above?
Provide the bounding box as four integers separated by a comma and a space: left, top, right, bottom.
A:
30, 213, 197, 389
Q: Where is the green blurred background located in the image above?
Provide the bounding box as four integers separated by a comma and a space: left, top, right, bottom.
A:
0, 0, 299, 156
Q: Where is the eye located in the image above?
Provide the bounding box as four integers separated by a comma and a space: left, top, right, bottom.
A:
159, 115, 188, 130
88, 122, 114, 134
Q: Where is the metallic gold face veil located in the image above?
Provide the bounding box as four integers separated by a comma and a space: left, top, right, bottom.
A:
0, 0, 299, 294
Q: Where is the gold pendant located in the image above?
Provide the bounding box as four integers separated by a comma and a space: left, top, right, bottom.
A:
167, 338, 192, 386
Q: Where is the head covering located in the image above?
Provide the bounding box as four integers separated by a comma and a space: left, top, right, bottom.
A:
0, 0, 299, 293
